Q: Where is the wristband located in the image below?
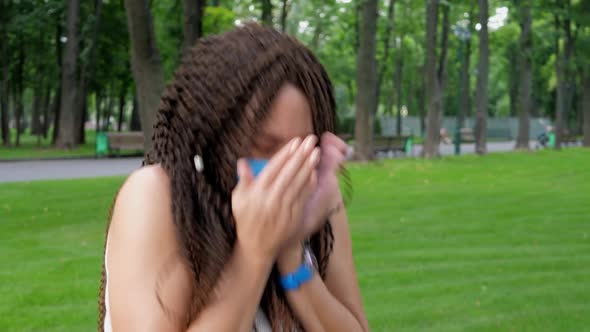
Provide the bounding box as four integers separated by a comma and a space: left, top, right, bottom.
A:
279, 244, 316, 291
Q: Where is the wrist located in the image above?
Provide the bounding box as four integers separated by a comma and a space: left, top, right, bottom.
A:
234, 240, 275, 272
277, 242, 304, 274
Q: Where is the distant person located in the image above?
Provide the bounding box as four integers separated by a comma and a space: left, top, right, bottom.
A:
537, 125, 554, 149
440, 127, 452, 145
97, 23, 369, 331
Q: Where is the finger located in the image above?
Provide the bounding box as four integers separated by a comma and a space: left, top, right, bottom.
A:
271, 136, 318, 197
321, 132, 348, 155
257, 137, 301, 188
289, 172, 317, 235
282, 147, 320, 205
236, 158, 254, 187
319, 145, 345, 172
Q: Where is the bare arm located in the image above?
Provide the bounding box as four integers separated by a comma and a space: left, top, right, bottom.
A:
107, 166, 272, 332
277, 201, 369, 332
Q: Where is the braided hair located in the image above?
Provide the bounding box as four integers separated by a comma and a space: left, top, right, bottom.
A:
98, 22, 350, 331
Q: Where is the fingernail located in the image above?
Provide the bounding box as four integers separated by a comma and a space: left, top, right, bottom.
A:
289, 137, 301, 153
309, 148, 320, 165
304, 135, 317, 152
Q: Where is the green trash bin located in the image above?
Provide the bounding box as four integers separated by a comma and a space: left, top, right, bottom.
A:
96, 132, 109, 157
405, 136, 413, 155
548, 132, 556, 148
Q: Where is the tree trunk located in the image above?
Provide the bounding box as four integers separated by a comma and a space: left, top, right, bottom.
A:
508, 47, 519, 118
103, 91, 116, 131
42, 87, 51, 138
438, 5, 450, 93
117, 83, 128, 132
583, 72, 590, 147
95, 92, 102, 134
77, 0, 104, 145
124, 0, 166, 152
31, 88, 43, 136
56, 0, 81, 149
261, 0, 273, 27
182, 0, 204, 51
395, 39, 403, 136
0, 24, 9, 146
459, 5, 474, 128
515, 0, 532, 150
474, 0, 489, 155
15, 37, 25, 147
563, 1, 574, 134
376, 0, 395, 106
130, 95, 141, 131
353, 0, 377, 161
280, 0, 290, 32
423, 0, 441, 157
52, 17, 63, 145
554, 15, 565, 150
417, 71, 426, 137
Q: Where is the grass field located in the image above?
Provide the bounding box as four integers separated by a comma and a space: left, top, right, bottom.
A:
1, 149, 589, 331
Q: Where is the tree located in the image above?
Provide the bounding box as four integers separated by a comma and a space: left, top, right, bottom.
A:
474, 0, 489, 155
554, 12, 566, 150
78, 0, 104, 145
354, 0, 378, 161
261, 0, 273, 27
280, 0, 290, 32
56, 0, 81, 149
124, 0, 165, 152
459, 4, 474, 128
583, 70, 590, 147
376, 0, 395, 106
515, 0, 532, 150
422, 0, 443, 158
182, 0, 205, 51
0, 0, 10, 146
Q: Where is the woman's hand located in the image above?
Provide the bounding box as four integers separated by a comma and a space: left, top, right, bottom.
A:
284, 132, 348, 249
231, 135, 320, 266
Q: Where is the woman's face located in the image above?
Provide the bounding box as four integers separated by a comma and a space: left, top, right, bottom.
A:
248, 83, 313, 160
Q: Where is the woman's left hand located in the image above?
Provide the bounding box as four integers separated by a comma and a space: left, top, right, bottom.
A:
281, 132, 348, 250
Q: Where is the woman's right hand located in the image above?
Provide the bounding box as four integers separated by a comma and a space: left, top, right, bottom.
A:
231, 135, 320, 265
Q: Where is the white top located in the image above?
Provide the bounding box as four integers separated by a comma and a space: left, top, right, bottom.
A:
103, 236, 272, 332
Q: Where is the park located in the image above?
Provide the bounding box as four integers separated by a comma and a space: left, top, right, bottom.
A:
1, 0, 590, 331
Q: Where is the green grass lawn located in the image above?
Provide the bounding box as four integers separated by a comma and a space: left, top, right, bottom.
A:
1, 149, 589, 331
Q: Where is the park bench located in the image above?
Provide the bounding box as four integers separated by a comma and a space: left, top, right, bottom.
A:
459, 128, 475, 143
96, 132, 144, 156
562, 132, 579, 146
373, 135, 410, 156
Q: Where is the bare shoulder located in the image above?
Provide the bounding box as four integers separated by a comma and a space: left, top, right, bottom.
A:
118, 164, 171, 205
111, 164, 172, 231
107, 164, 193, 329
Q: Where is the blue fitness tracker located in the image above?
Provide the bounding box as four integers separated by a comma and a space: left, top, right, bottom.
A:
280, 245, 317, 291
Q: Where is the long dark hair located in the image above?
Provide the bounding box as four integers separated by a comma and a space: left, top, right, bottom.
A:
98, 23, 345, 331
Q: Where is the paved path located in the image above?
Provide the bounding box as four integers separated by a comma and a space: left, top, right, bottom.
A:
0, 141, 530, 183
412, 140, 520, 157
0, 157, 143, 183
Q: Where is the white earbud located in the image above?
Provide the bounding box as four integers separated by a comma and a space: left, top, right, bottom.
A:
194, 154, 204, 172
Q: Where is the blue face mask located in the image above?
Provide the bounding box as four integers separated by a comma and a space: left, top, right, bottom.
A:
247, 158, 269, 178
237, 158, 269, 181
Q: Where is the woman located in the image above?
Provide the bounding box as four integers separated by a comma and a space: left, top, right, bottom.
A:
98, 23, 369, 332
